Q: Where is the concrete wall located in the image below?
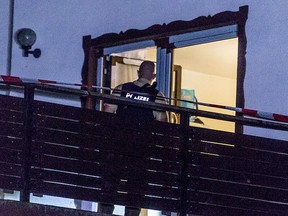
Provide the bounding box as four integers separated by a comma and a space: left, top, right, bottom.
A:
0, 0, 287, 139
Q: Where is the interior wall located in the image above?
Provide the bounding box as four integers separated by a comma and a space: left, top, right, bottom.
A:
173, 38, 238, 132
181, 69, 236, 132
111, 47, 157, 87
174, 39, 238, 79
111, 63, 138, 88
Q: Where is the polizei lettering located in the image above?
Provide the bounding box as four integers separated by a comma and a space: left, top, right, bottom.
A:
125, 93, 150, 101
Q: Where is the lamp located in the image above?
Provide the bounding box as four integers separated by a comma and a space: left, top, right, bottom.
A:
16, 28, 41, 58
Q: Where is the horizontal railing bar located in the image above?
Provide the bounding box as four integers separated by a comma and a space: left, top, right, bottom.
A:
33, 83, 288, 132
1, 82, 287, 131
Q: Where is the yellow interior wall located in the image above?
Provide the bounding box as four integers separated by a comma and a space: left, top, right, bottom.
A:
173, 38, 238, 132
181, 68, 236, 132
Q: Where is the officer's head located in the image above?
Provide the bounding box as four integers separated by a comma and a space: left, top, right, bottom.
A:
138, 61, 156, 83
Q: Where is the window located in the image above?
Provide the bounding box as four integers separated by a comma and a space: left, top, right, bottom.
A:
82, 5, 248, 133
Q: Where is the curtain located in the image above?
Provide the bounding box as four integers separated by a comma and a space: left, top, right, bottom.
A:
111, 62, 139, 88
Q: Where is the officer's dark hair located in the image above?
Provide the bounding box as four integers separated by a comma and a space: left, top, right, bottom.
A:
137, 61, 155, 78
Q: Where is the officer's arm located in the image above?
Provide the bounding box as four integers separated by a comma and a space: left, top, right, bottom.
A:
157, 111, 169, 122
103, 85, 122, 113
154, 92, 169, 122
103, 103, 117, 113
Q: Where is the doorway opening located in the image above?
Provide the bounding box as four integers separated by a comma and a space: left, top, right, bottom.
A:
172, 38, 238, 132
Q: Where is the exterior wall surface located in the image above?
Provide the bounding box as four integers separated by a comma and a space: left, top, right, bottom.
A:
0, 0, 287, 140
0, 0, 10, 74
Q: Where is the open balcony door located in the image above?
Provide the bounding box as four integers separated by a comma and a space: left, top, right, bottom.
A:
171, 38, 239, 132
81, 6, 248, 134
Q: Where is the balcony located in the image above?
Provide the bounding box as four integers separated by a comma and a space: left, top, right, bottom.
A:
0, 82, 287, 216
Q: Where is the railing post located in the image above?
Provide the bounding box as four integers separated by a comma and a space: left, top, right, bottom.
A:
20, 84, 35, 202
180, 113, 190, 216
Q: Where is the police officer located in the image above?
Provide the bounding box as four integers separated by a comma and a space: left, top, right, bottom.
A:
99, 61, 168, 216
104, 60, 168, 121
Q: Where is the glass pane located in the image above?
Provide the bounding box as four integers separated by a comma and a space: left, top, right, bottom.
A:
172, 38, 238, 132
170, 24, 237, 48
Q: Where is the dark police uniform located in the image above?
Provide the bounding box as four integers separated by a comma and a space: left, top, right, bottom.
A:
100, 78, 168, 215
116, 82, 159, 120
106, 78, 167, 122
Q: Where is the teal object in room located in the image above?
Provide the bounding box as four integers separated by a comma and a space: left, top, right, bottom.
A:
181, 89, 195, 122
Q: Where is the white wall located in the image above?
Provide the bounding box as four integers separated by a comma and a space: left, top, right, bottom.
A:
0, 0, 10, 74
0, 0, 287, 140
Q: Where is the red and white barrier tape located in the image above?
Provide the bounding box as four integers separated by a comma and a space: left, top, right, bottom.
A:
193, 102, 288, 124
1, 75, 287, 123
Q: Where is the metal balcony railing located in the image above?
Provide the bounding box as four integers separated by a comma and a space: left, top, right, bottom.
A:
0, 83, 287, 216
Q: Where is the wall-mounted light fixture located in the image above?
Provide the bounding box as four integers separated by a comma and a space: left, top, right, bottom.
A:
16, 28, 41, 58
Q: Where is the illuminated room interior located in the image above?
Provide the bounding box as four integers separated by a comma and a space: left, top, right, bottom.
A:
110, 38, 238, 132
